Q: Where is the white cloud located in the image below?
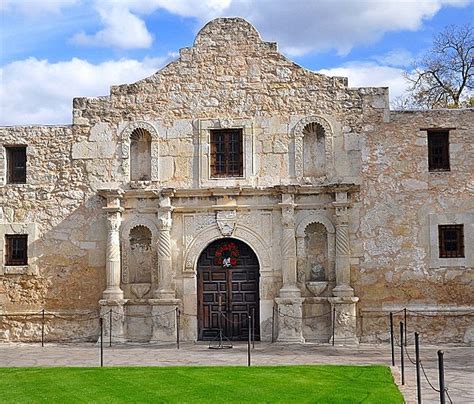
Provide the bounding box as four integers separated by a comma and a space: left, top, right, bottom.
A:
318, 62, 407, 102
0, 56, 172, 125
68, 0, 472, 53
223, 0, 472, 56
0, 0, 79, 16
371, 49, 414, 68
71, 5, 153, 49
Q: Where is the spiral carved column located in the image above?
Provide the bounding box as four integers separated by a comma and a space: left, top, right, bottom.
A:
279, 196, 299, 297
328, 191, 358, 345
276, 193, 304, 342
332, 192, 354, 297
151, 193, 179, 342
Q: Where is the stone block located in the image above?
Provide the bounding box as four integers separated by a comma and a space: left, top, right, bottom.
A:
89, 122, 112, 142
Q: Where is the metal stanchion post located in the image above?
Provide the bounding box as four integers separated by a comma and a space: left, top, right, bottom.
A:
176, 308, 180, 350
41, 309, 45, 347
438, 350, 445, 404
415, 332, 421, 404
332, 307, 336, 346
247, 314, 251, 367
400, 322, 404, 385
251, 307, 255, 349
390, 312, 395, 366
109, 309, 112, 347
100, 317, 104, 367
404, 308, 407, 346
271, 306, 275, 343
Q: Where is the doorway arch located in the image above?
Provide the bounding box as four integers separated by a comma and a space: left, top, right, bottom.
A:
197, 238, 260, 341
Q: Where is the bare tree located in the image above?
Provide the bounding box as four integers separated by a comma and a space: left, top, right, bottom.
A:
405, 24, 473, 108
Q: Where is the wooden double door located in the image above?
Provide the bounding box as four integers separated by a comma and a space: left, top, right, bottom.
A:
197, 238, 260, 341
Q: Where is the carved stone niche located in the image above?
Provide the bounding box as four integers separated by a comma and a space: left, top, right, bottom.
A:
121, 217, 158, 300
293, 116, 334, 181
296, 212, 336, 297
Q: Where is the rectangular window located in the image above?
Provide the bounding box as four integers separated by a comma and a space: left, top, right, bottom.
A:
438, 225, 464, 258
428, 131, 449, 171
210, 129, 243, 177
6, 146, 27, 183
5, 235, 28, 266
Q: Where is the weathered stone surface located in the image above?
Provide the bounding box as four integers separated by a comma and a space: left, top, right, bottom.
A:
0, 18, 472, 343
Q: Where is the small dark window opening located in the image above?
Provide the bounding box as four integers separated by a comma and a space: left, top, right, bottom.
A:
5, 235, 28, 266
6, 146, 27, 183
428, 131, 449, 171
438, 225, 464, 258
210, 129, 243, 177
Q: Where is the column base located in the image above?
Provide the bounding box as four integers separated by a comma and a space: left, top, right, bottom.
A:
102, 288, 124, 300
275, 297, 305, 343
153, 289, 176, 300
149, 299, 180, 342
328, 296, 359, 345
278, 285, 302, 299
99, 299, 127, 343
332, 284, 354, 297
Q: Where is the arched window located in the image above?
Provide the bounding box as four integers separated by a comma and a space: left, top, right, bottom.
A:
130, 128, 152, 181
303, 122, 326, 177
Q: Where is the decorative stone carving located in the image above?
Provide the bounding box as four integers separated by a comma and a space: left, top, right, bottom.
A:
195, 215, 216, 232
279, 194, 299, 297
293, 116, 333, 180
296, 211, 336, 286
306, 281, 328, 296
131, 284, 151, 299
184, 225, 271, 273
120, 216, 158, 285
129, 225, 152, 283
216, 210, 237, 236
328, 296, 359, 345
275, 297, 305, 342
103, 209, 124, 300
155, 204, 175, 299
120, 121, 160, 182
333, 192, 353, 297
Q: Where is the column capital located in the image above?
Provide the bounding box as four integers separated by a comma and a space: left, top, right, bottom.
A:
98, 188, 124, 208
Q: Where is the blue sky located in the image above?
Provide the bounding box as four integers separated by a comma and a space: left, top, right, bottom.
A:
1, 0, 473, 125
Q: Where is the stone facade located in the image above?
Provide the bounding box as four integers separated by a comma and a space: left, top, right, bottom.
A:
0, 18, 472, 344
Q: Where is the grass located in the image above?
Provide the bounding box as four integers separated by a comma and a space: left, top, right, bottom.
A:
0, 365, 403, 403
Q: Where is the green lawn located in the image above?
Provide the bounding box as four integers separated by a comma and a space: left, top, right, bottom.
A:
0, 365, 403, 403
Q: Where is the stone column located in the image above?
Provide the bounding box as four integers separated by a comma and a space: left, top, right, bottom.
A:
328, 191, 358, 345
276, 192, 304, 342
154, 195, 175, 299
151, 192, 179, 342
102, 198, 124, 300
98, 189, 126, 343
332, 192, 354, 297
279, 194, 300, 298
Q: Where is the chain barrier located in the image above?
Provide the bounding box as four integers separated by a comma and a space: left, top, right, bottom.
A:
445, 388, 453, 404
406, 309, 474, 317
0, 305, 465, 404
419, 360, 441, 393
403, 343, 416, 365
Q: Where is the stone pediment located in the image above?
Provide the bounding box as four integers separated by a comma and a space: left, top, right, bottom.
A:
106, 17, 347, 105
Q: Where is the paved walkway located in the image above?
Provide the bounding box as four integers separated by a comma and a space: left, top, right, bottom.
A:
0, 342, 472, 403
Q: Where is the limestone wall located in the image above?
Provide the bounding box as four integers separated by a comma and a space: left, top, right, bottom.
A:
355, 109, 474, 342
0, 17, 472, 343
